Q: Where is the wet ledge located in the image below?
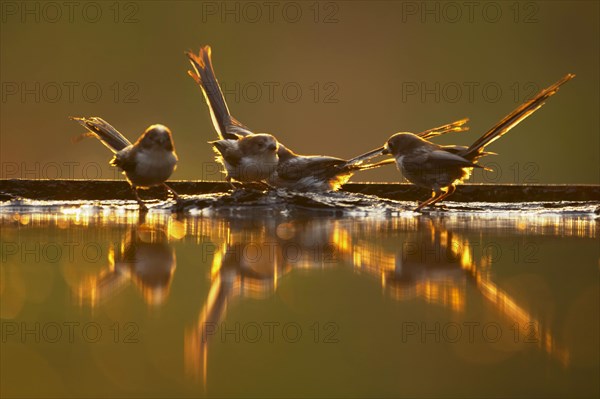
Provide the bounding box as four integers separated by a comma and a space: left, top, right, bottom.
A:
1, 179, 599, 202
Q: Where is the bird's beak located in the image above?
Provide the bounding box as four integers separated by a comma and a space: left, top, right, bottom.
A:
381, 146, 390, 155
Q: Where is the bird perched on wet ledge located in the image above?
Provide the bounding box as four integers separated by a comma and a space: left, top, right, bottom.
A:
71, 116, 179, 211
186, 45, 471, 191
209, 133, 279, 186
185, 45, 280, 187
371, 73, 575, 211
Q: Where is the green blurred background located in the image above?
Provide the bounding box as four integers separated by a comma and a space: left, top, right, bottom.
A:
1, 0, 598, 184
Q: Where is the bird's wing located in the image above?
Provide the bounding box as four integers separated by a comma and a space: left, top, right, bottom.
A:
277, 156, 345, 182
440, 145, 469, 154
210, 140, 242, 167
442, 145, 497, 157
424, 150, 481, 169
110, 146, 137, 173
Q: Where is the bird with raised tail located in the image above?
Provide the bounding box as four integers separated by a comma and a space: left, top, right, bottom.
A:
186, 46, 279, 186
71, 116, 179, 211
369, 74, 575, 211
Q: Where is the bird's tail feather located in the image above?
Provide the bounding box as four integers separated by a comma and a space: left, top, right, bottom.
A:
418, 118, 470, 140
464, 73, 575, 160
352, 158, 396, 171
70, 116, 131, 153
345, 146, 387, 165
186, 46, 238, 140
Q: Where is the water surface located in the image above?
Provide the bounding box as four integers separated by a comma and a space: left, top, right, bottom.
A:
1, 201, 598, 398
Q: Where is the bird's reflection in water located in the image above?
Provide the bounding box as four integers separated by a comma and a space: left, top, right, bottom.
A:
77, 214, 176, 306
184, 218, 339, 384
342, 218, 569, 365
382, 220, 469, 311
185, 216, 572, 387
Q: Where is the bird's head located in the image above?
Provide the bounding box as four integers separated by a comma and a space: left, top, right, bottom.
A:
383, 133, 427, 157
238, 133, 279, 157
139, 124, 175, 152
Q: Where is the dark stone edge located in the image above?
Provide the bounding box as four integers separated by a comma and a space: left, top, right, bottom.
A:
0, 179, 599, 202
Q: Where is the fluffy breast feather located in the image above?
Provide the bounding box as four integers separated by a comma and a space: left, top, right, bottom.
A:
117, 147, 177, 187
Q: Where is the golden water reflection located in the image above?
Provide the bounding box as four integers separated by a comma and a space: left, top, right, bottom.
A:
1, 208, 597, 393
76, 224, 176, 307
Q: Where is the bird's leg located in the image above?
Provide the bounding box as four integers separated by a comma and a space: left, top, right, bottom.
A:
226, 176, 237, 190
428, 185, 456, 207
162, 183, 180, 201
131, 186, 148, 212
415, 191, 440, 211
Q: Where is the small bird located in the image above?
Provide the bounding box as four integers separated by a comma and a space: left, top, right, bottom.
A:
209, 133, 279, 185
71, 116, 179, 211
375, 73, 575, 211
186, 46, 279, 186
186, 45, 470, 191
